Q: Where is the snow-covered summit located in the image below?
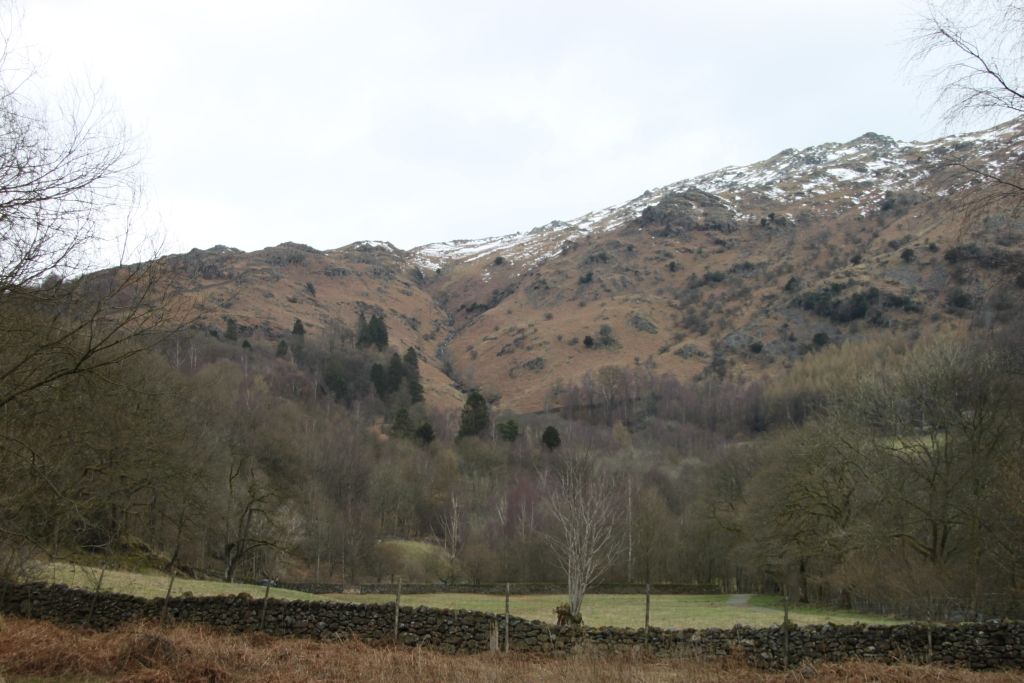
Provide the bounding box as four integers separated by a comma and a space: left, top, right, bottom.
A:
407, 119, 1021, 270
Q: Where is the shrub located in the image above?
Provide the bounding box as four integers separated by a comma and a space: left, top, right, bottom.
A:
812, 332, 830, 348
947, 288, 974, 309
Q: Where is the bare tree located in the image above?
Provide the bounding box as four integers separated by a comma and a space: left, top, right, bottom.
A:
911, 1, 1024, 196
436, 493, 462, 578
542, 455, 622, 622
0, 20, 181, 414
913, 1, 1024, 125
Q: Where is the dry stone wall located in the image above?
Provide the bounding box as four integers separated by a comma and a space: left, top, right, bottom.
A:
356, 582, 720, 595
2, 582, 1023, 670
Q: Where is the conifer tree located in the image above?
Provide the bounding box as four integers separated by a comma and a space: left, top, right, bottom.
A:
457, 390, 490, 438
542, 425, 561, 450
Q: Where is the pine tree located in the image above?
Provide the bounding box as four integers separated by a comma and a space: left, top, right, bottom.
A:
356, 312, 371, 348
225, 317, 238, 341
414, 422, 435, 445
386, 352, 405, 395
368, 314, 388, 350
391, 408, 413, 437
276, 339, 289, 358
541, 425, 561, 450
403, 347, 424, 403
457, 390, 490, 438
292, 319, 305, 335
370, 363, 387, 399
497, 419, 519, 442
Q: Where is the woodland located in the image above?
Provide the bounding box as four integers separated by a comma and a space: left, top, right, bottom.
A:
2, 0, 1024, 627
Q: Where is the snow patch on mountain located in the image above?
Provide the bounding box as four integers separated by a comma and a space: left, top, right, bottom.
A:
408, 118, 1021, 269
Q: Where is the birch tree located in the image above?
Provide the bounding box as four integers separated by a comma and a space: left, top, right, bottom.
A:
542, 455, 622, 621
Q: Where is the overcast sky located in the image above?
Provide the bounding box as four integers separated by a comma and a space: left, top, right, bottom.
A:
17, 1, 980, 254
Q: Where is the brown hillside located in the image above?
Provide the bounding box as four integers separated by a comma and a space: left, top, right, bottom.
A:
155, 119, 1024, 413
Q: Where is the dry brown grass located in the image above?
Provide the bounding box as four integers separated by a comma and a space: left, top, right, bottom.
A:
1, 617, 1023, 683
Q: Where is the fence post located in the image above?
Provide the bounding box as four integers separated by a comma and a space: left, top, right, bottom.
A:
393, 577, 402, 644
644, 582, 651, 648
259, 581, 272, 630
783, 590, 790, 668
504, 582, 510, 653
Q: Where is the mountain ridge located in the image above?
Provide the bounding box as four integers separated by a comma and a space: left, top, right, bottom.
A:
157, 118, 1024, 413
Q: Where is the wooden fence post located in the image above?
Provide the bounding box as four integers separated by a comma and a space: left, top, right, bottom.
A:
504, 582, 510, 653
644, 582, 651, 647
393, 577, 402, 644
259, 581, 272, 630
783, 590, 790, 668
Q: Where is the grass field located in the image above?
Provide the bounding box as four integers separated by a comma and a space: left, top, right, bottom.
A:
336, 592, 899, 629
0, 617, 1015, 683
40, 562, 329, 602
37, 562, 897, 630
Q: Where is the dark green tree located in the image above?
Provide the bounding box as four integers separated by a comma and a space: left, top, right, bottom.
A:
414, 422, 435, 445
403, 347, 424, 403
386, 352, 405, 395
276, 339, 289, 357
292, 319, 305, 336
497, 419, 519, 442
391, 408, 413, 437
457, 390, 490, 438
370, 363, 387, 399
357, 312, 388, 350
541, 425, 561, 450
225, 317, 238, 341
356, 312, 371, 347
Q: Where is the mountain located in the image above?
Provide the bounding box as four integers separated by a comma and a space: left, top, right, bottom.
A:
158, 119, 1024, 413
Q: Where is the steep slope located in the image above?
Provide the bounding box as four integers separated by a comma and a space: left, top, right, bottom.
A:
158, 119, 1024, 413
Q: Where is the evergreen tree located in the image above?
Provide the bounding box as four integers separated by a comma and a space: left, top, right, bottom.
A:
292, 319, 305, 336
276, 339, 289, 358
225, 317, 238, 341
407, 376, 424, 404
403, 347, 424, 403
497, 419, 519, 442
370, 363, 387, 399
367, 314, 388, 351
541, 425, 561, 450
414, 421, 435, 445
391, 407, 413, 437
356, 312, 371, 348
386, 352, 405, 395
457, 390, 490, 438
